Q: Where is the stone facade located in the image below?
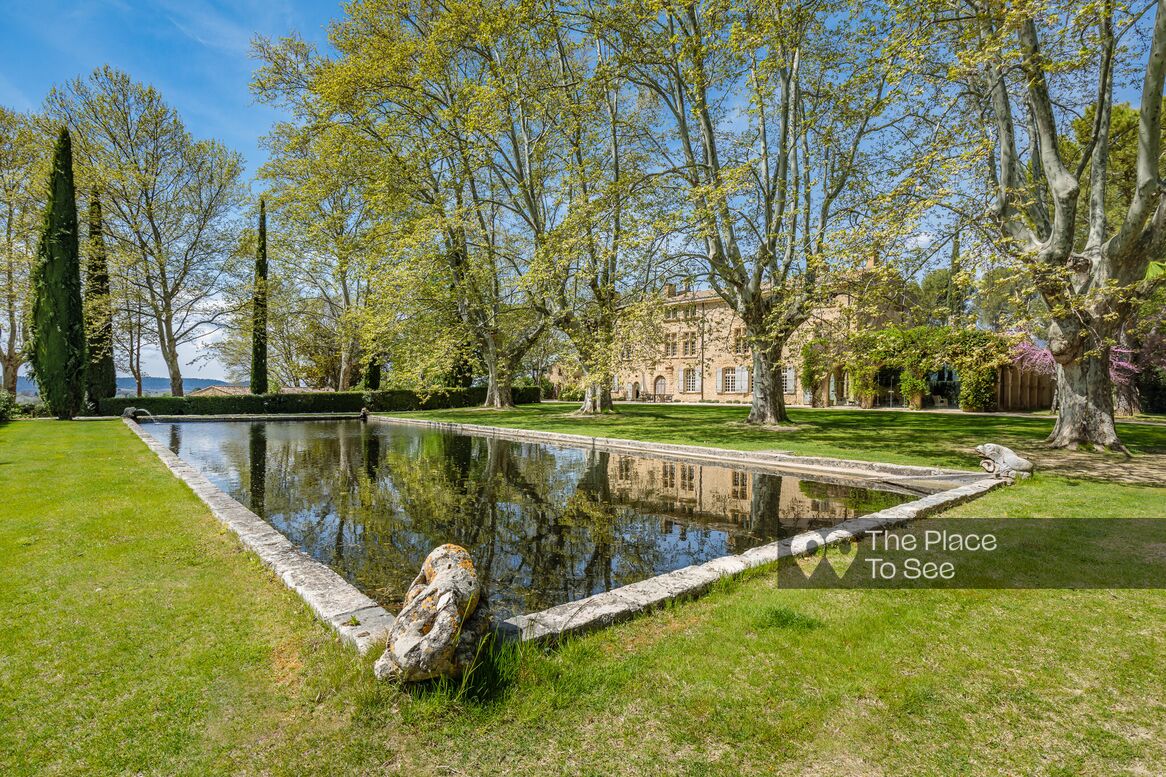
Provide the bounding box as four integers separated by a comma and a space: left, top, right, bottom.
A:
616, 288, 833, 406
550, 286, 1051, 411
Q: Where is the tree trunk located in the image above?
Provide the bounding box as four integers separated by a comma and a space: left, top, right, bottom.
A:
1, 355, 16, 395
483, 353, 514, 409
578, 383, 614, 414
163, 342, 183, 396
749, 473, 783, 536
1114, 380, 1142, 417
747, 347, 790, 425
811, 377, 829, 408
1047, 353, 1122, 449
157, 315, 183, 396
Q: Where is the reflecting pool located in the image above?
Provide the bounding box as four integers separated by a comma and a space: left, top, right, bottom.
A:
146, 420, 908, 619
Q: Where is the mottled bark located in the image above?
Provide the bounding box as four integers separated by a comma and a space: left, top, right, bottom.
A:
747, 344, 790, 425
1114, 381, 1142, 417
578, 383, 614, 414
483, 352, 514, 408
1047, 353, 1121, 449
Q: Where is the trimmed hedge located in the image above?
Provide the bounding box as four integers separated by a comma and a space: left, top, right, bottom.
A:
96, 386, 540, 417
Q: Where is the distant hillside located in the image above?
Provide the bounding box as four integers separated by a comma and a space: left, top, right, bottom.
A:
15, 375, 228, 398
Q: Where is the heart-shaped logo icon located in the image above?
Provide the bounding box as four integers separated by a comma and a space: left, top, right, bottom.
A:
791, 532, 826, 578
824, 538, 859, 578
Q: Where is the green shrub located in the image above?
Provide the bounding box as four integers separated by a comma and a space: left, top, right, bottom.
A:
0, 391, 16, 421
96, 386, 540, 417
958, 369, 997, 412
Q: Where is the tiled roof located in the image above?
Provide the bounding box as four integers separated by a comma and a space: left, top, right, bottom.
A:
188, 385, 250, 397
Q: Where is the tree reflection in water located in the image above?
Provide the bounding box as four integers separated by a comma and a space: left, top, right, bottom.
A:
151, 420, 907, 619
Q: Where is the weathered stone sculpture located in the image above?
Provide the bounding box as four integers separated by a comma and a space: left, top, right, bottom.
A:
976, 443, 1034, 480
374, 544, 490, 683
121, 407, 139, 420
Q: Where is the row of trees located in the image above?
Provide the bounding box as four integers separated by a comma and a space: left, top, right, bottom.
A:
3, 1, 1165, 448
22, 128, 118, 419
245, 0, 1166, 448
247, 0, 932, 424
1, 69, 248, 401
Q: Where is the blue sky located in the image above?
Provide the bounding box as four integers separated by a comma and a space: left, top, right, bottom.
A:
0, 0, 337, 175
1, 0, 342, 380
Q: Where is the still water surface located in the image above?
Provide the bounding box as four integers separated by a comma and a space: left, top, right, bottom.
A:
146, 420, 907, 619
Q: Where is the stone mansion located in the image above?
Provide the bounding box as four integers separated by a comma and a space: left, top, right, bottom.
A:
547, 284, 1052, 411
615, 286, 821, 405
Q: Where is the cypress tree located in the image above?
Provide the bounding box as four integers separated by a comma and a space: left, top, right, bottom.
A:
30, 128, 85, 419
364, 356, 381, 390
84, 189, 117, 405
250, 198, 268, 394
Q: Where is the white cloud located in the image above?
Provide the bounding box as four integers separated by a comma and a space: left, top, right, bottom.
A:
158, 0, 254, 54
906, 233, 934, 249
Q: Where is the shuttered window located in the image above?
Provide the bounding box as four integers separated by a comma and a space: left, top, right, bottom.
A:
722, 368, 737, 393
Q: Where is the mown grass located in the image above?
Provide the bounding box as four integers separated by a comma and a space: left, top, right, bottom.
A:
1, 418, 1164, 775
390, 402, 1166, 469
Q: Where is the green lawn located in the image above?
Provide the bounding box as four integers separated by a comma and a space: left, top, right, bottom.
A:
2, 416, 1164, 775
391, 402, 1165, 468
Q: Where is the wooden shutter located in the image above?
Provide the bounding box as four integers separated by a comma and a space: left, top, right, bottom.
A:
736, 366, 748, 393
715, 367, 723, 393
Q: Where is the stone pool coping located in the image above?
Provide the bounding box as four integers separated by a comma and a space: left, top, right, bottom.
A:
498, 477, 1003, 642
124, 414, 1005, 654
374, 415, 986, 495
122, 418, 395, 654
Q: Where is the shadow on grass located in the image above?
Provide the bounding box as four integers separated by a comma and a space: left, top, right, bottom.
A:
395, 630, 523, 707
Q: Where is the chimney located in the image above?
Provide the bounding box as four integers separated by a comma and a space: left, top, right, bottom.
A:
664, 283, 677, 298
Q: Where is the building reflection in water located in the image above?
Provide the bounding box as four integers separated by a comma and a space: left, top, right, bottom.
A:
150, 420, 906, 620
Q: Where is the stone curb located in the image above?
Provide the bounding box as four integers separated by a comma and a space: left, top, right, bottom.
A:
498, 476, 1005, 643
375, 415, 985, 494
125, 415, 1004, 657
121, 418, 393, 654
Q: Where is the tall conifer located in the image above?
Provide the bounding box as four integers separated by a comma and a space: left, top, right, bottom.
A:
84, 189, 116, 405
250, 198, 268, 394
30, 128, 85, 419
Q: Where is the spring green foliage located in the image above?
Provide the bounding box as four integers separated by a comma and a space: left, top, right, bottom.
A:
892, 1, 1166, 447
29, 128, 85, 419
83, 190, 116, 405
0, 107, 44, 397
0, 387, 15, 420
47, 67, 246, 397
944, 328, 1015, 411
250, 199, 268, 395
838, 325, 1012, 410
